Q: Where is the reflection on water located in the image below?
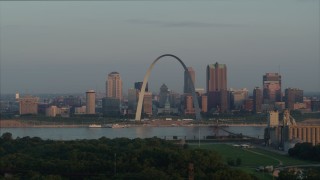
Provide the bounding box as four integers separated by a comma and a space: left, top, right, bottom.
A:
1, 126, 265, 140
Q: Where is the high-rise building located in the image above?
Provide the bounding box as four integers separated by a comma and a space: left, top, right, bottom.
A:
285, 88, 303, 110
106, 72, 122, 101
201, 95, 208, 113
46, 106, 59, 117
86, 90, 96, 114
19, 95, 39, 115
143, 92, 153, 116
253, 87, 262, 113
134, 82, 148, 92
263, 73, 281, 103
128, 88, 138, 114
184, 67, 195, 94
206, 62, 227, 92
159, 84, 169, 108
206, 62, 227, 112
184, 95, 195, 115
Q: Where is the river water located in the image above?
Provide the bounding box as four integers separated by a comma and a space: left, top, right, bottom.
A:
0, 126, 265, 140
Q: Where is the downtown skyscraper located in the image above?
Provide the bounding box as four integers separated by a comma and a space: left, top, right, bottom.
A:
86, 90, 96, 114
206, 62, 228, 112
253, 87, 262, 113
263, 73, 281, 104
106, 72, 123, 101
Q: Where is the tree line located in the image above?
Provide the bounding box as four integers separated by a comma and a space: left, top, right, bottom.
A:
0, 132, 256, 179
288, 142, 320, 161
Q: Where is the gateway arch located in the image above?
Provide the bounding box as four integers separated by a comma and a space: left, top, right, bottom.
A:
135, 54, 201, 121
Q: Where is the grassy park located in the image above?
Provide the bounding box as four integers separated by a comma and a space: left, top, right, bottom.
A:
190, 143, 317, 180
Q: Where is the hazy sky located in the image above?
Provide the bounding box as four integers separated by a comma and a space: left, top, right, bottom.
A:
0, 0, 319, 95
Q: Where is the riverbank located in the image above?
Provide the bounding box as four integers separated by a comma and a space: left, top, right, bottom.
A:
1, 118, 318, 128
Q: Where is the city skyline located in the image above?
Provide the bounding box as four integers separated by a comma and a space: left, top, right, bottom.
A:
0, 1, 319, 94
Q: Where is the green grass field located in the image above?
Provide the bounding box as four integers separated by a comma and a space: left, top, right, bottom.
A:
190, 143, 316, 180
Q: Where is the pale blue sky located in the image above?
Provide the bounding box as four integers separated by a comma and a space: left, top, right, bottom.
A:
0, 0, 319, 94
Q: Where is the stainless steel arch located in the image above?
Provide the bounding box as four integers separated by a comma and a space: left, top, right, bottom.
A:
135, 54, 201, 121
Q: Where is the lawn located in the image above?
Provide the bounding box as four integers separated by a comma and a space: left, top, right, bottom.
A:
190, 143, 316, 180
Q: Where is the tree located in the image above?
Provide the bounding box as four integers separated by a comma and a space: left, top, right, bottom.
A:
1, 132, 13, 141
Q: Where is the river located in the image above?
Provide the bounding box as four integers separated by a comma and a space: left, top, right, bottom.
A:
0, 126, 265, 140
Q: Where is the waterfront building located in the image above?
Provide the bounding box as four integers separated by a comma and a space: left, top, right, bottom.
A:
263, 73, 282, 103
86, 90, 96, 114
253, 87, 262, 113
106, 72, 123, 101
284, 88, 303, 110
184, 67, 195, 94
46, 106, 59, 117
266, 109, 320, 151
19, 95, 39, 115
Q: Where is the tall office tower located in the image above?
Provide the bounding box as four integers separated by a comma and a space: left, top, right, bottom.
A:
201, 95, 208, 113
184, 95, 195, 115
128, 88, 138, 113
134, 82, 148, 92
285, 88, 303, 110
106, 72, 123, 101
219, 89, 228, 112
263, 73, 282, 103
19, 95, 39, 115
253, 87, 262, 113
206, 62, 227, 112
86, 90, 96, 114
159, 84, 169, 108
143, 92, 153, 116
184, 67, 195, 94
206, 62, 227, 92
